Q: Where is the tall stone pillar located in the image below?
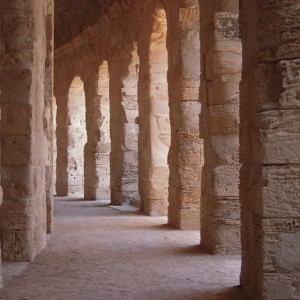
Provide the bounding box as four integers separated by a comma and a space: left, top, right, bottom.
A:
0, 105, 3, 286
84, 62, 111, 200
240, 1, 300, 299
66, 77, 87, 196
44, 0, 54, 233
0, 0, 48, 261
109, 47, 140, 206
138, 2, 171, 216
109, 58, 125, 205
55, 90, 69, 196
166, 0, 202, 230
52, 96, 57, 196
199, 0, 241, 254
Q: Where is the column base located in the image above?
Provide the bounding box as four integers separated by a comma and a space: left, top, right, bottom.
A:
168, 208, 200, 230
143, 199, 168, 216
84, 187, 110, 201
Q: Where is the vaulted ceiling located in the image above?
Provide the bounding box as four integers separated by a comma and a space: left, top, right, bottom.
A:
54, 0, 112, 48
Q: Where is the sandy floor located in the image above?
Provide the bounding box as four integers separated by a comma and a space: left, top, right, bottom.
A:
0, 197, 245, 300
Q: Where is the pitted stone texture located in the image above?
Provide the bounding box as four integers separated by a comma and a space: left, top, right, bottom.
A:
0, 0, 48, 262
167, 1, 202, 230
44, 0, 54, 233
138, 4, 170, 216
84, 62, 111, 201
240, 0, 300, 299
109, 46, 140, 206
200, 0, 241, 254
66, 77, 87, 196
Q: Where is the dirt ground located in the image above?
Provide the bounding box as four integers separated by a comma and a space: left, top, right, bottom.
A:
0, 197, 245, 300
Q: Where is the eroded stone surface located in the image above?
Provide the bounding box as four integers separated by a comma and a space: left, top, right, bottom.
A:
240, 0, 300, 299
200, 0, 241, 254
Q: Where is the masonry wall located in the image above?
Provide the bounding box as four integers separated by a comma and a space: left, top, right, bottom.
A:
239, 1, 300, 299
0, 0, 48, 261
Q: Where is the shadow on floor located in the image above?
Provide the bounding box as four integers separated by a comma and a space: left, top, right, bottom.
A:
198, 286, 246, 300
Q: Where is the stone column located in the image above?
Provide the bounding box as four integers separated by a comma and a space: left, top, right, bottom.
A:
0, 0, 48, 261
199, 0, 241, 254
240, 1, 300, 299
109, 58, 125, 205
166, 0, 202, 230
109, 47, 140, 206
55, 90, 69, 196
84, 62, 111, 200
66, 77, 87, 196
0, 105, 3, 286
52, 96, 57, 196
138, 3, 171, 216
44, 0, 54, 233
111, 47, 140, 205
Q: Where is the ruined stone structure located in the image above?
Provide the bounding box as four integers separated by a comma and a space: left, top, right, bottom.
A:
0, 0, 299, 299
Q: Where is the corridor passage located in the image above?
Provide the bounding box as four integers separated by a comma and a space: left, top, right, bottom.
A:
0, 198, 244, 300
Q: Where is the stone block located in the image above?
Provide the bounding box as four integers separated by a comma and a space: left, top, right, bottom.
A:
263, 273, 297, 300
261, 166, 300, 218
0, 166, 33, 198
1, 229, 15, 261
14, 229, 34, 261
143, 198, 168, 217
250, 110, 300, 164
0, 198, 35, 230
207, 73, 240, 106
178, 208, 200, 230
205, 134, 239, 165
0, 103, 32, 137
211, 50, 242, 75
201, 221, 241, 254
1, 15, 34, 67
204, 104, 239, 134
203, 164, 240, 198
178, 101, 201, 129
214, 12, 240, 41
0, 70, 32, 103
257, 3, 300, 62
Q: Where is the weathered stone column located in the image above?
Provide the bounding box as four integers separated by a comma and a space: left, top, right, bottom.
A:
166, 0, 202, 230
44, 0, 54, 233
0, 108, 3, 286
55, 89, 69, 196
52, 96, 57, 196
199, 0, 241, 254
84, 62, 111, 200
66, 77, 87, 196
0, 0, 48, 261
240, 1, 300, 299
138, 2, 171, 216
109, 47, 140, 206
109, 58, 125, 205
56, 76, 87, 197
